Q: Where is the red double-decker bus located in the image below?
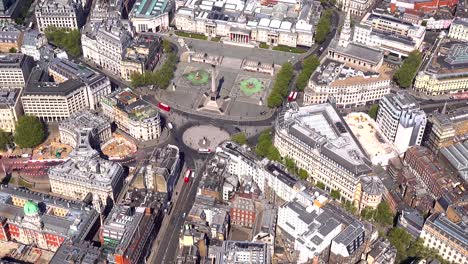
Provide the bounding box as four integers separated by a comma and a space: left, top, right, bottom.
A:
158, 102, 171, 112
184, 169, 191, 183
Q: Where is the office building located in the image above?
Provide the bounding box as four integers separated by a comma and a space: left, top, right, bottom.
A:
404, 146, 456, 199
415, 41, 468, 96
101, 206, 158, 264
144, 144, 181, 194
35, 0, 84, 32
336, 0, 375, 16
101, 88, 161, 142
425, 107, 468, 151
20, 30, 47, 61
216, 241, 270, 264
58, 110, 111, 148
230, 195, 256, 228
420, 213, 467, 264
448, 18, 468, 41
0, 53, 33, 88
439, 141, 468, 182
304, 58, 392, 108
353, 11, 426, 58
51, 241, 102, 264
397, 208, 425, 238
175, 0, 321, 48
390, 0, 458, 13
0, 24, 23, 53
277, 194, 366, 264
21, 69, 89, 122
365, 238, 397, 264
274, 103, 383, 209
328, 10, 384, 71
49, 116, 125, 205
89, 0, 123, 22
0, 0, 24, 23
129, 0, 172, 33
0, 89, 21, 132
0, 185, 99, 252
376, 92, 427, 154
48, 58, 112, 109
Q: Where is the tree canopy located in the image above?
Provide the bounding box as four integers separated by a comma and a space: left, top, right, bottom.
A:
131, 53, 178, 89
255, 129, 281, 161
330, 189, 341, 200
368, 104, 379, 120
316, 181, 325, 190
231, 132, 248, 145
315, 10, 333, 44
387, 227, 450, 264
298, 169, 308, 180
267, 63, 294, 108
45, 27, 81, 57
296, 55, 320, 91
162, 39, 172, 53
393, 50, 422, 88
14, 116, 46, 148
374, 201, 394, 226
0, 130, 12, 151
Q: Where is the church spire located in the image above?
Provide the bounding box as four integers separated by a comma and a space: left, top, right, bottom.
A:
338, 9, 352, 48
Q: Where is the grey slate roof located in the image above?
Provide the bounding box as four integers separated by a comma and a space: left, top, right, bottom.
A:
328, 39, 384, 65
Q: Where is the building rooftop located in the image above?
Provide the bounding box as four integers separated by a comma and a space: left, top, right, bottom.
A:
102, 205, 154, 257
344, 113, 398, 165
422, 40, 468, 79
130, 0, 170, 18
0, 89, 19, 109
0, 53, 26, 67
49, 58, 106, 85
217, 241, 269, 264
425, 212, 468, 251
310, 58, 393, 88
102, 88, 159, 122
24, 68, 85, 96
0, 185, 98, 241
328, 39, 384, 66
59, 110, 110, 139
277, 103, 372, 176
440, 141, 468, 182
50, 241, 102, 264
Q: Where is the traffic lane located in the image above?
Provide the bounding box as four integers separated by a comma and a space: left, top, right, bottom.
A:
151, 157, 206, 264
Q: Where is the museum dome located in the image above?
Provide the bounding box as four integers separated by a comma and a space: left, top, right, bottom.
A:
23, 200, 39, 216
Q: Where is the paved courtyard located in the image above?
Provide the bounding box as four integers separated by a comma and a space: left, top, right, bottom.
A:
182, 125, 230, 151
160, 60, 274, 118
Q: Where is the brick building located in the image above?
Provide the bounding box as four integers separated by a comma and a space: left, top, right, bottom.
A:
230, 194, 256, 228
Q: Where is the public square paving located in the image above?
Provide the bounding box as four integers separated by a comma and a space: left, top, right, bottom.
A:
182, 125, 230, 150
161, 59, 275, 118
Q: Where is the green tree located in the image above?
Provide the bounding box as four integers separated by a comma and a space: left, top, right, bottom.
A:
368, 104, 379, 120
298, 169, 308, 180
343, 201, 357, 215
267, 145, 281, 161
330, 189, 341, 200
296, 56, 320, 91
388, 227, 413, 262
163, 39, 172, 53
360, 207, 376, 221
284, 157, 296, 172
267, 62, 294, 108
130, 53, 177, 89
231, 133, 248, 145
0, 129, 12, 150
315, 10, 333, 44
374, 201, 394, 226
45, 27, 81, 57
9, 47, 17, 53
315, 181, 325, 190
393, 50, 422, 88
14, 116, 46, 148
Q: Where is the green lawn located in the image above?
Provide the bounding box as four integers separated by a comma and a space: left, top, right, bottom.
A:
273, 45, 307, 54
211, 37, 221, 42
259, 42, 269, 49
175, 31, 208, 40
